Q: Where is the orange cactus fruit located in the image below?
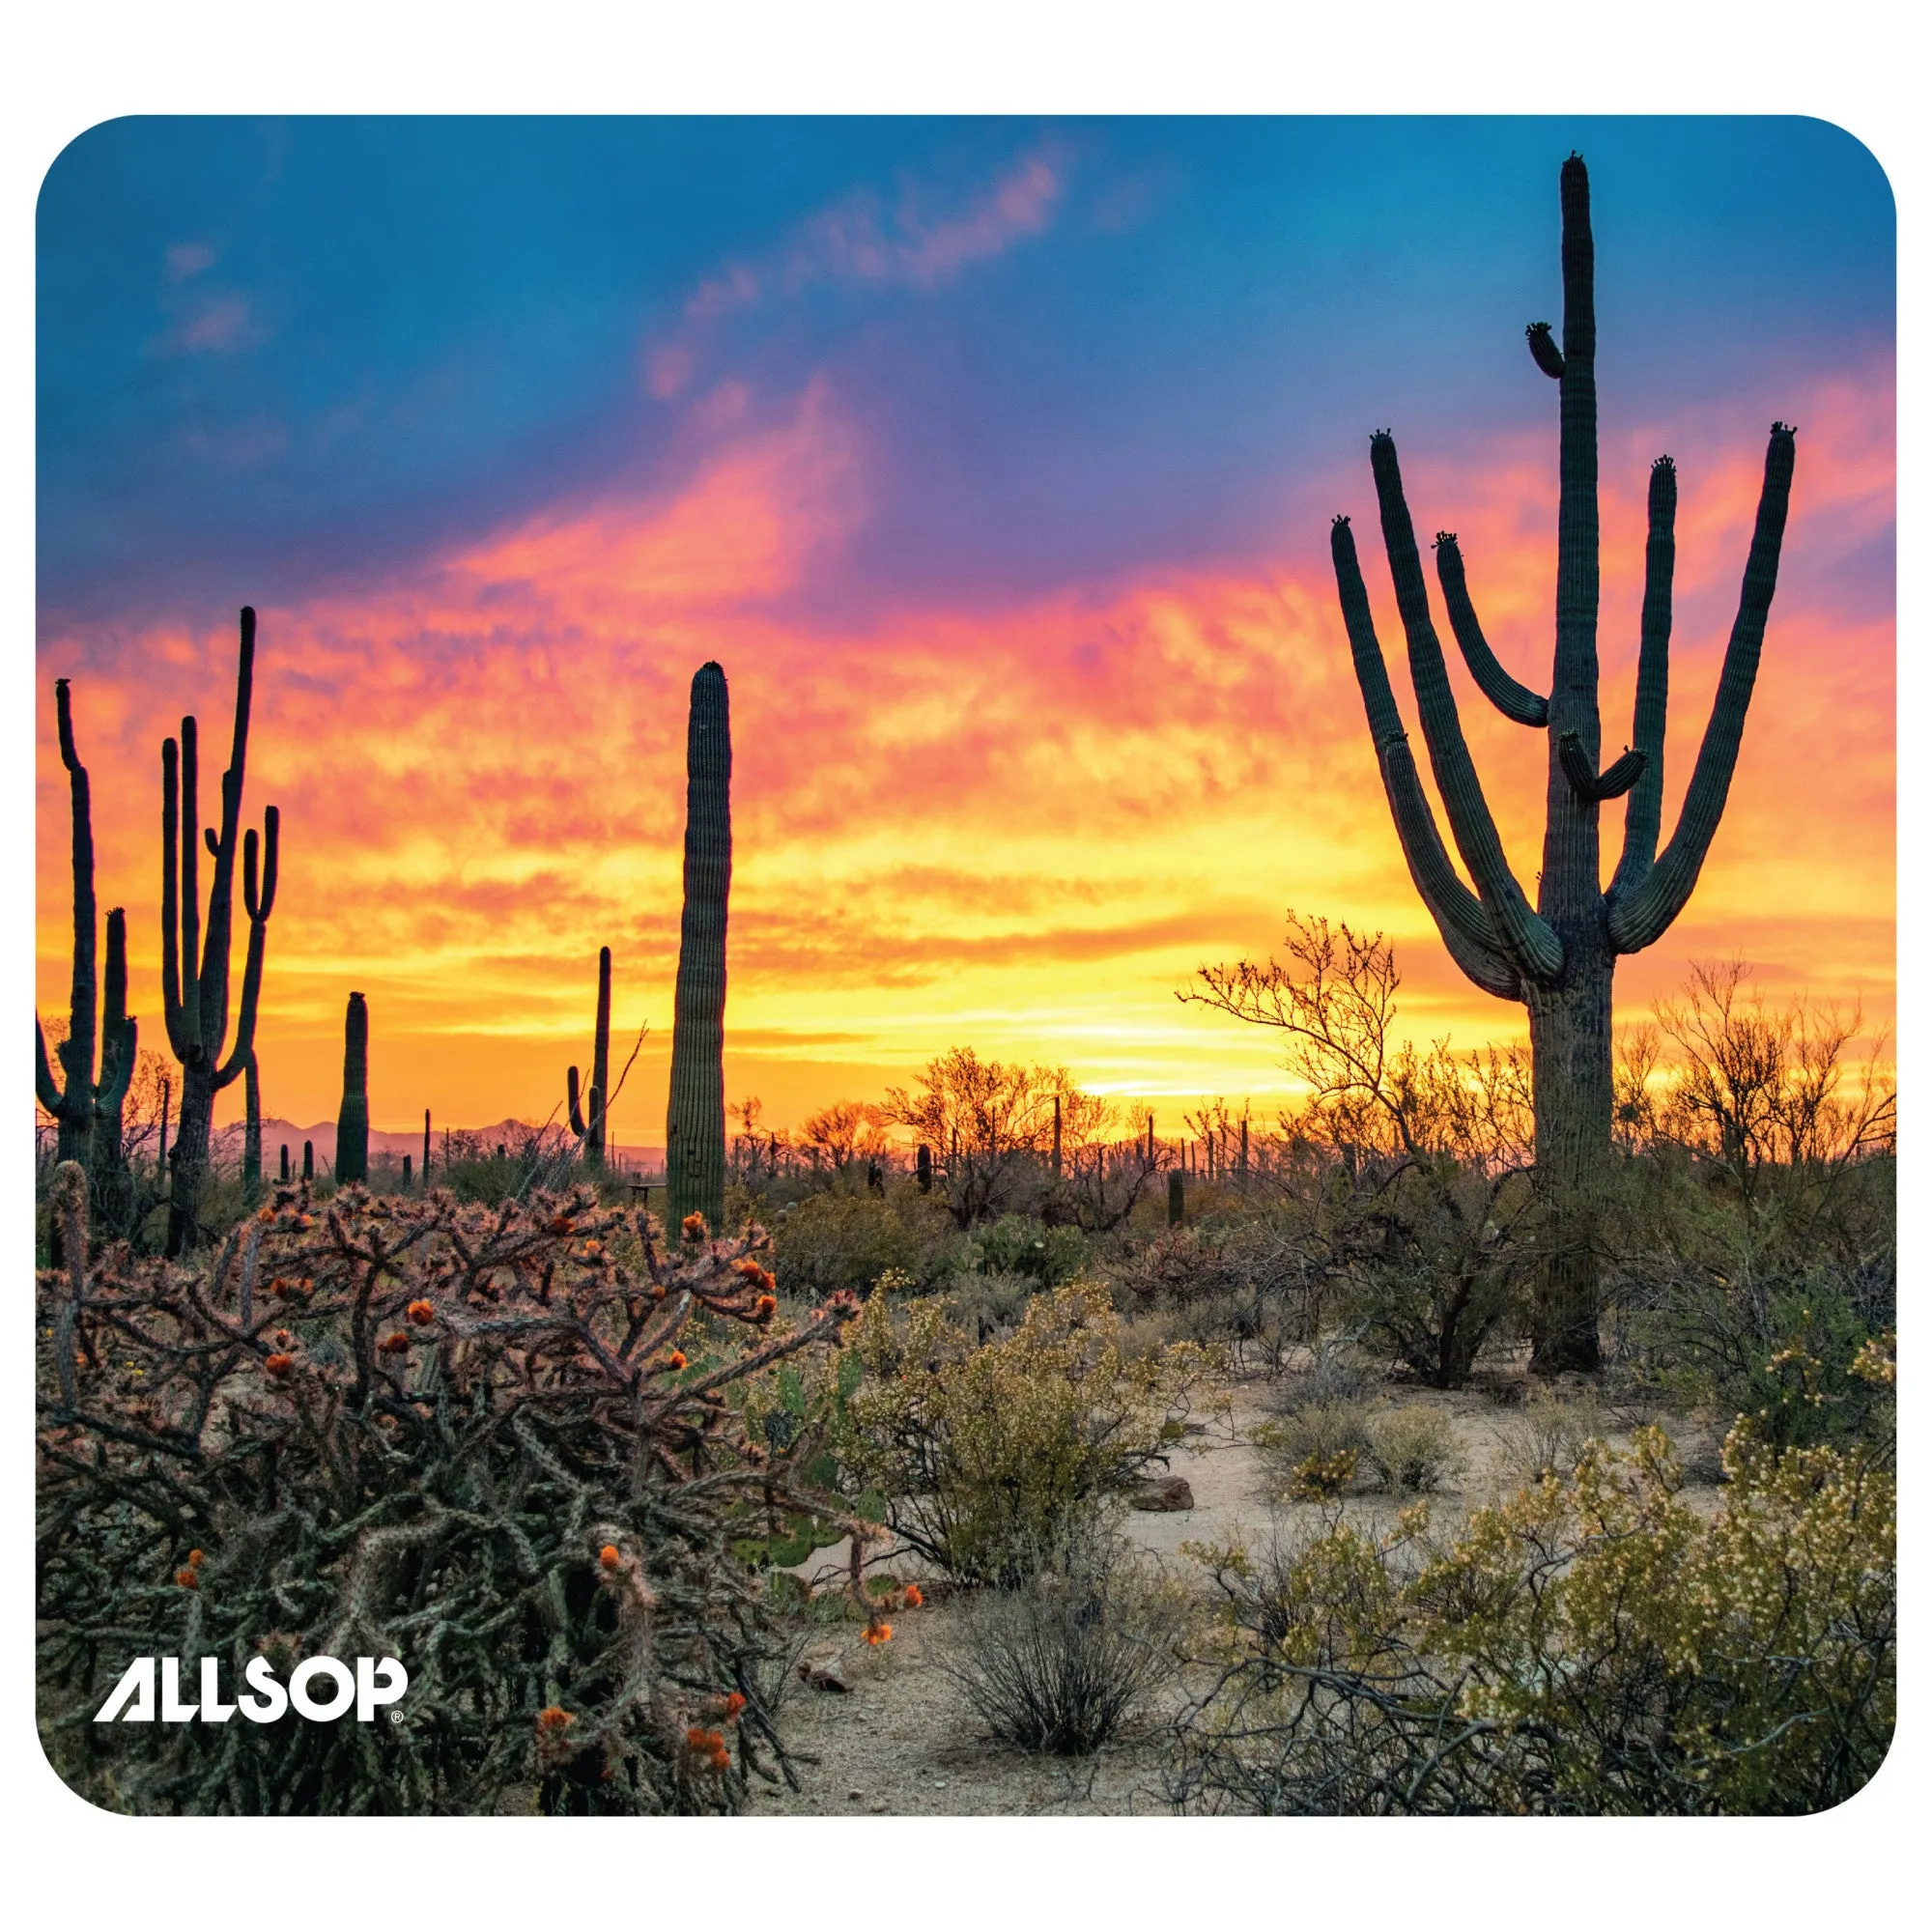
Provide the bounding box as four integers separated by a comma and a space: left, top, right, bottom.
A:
732, 1257, 762, 1280
598, 1545, 622, 1570
536, 1706, 576, 1733
407, 1299, 436, 1325
680, 1213, 708, 1241
903, 1584, 923, 1608
379, 1332, 411, 1353
723, 1691, 747, 1718
187, 1548, 206, 1568
664, 1350, 687, 1372
863, 1622, 893, 1646
264, 1352, 296, 1378
754, 1294, 778, 1319
176, 1568, 199, 1589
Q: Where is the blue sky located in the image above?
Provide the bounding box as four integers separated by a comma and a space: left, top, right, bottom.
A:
39, 116, 1892, 635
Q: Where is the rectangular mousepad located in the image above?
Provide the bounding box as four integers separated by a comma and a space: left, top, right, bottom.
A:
34, 116, 1894, 1818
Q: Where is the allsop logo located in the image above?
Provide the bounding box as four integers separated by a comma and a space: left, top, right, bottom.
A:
94, 1657, 409, 1724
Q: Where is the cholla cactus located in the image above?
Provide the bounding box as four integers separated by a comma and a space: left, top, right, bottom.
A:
37, 1183, 874, 1815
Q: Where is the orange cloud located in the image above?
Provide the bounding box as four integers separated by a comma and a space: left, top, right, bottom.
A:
37, 365, 1892, 1144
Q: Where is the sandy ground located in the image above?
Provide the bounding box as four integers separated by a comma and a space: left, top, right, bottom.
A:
744, 1374, 1723, 1816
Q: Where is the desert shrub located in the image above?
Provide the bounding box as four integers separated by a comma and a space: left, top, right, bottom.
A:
1492, 1388, 1608, 1487
1106, 1219, 1322, 1374
1618, 1268, 1894, 1459
943, 1268, 1036, 1343
1254, 1399, 1373, 1499
1172, 1420, 1894, 1814
963, 1213, 1089, 1287
36, 1164, 876, 1816
769, 1182, 958, 1299
942, 1519, 1186, 1754
1361, 1404, 1463, 1496
841, 1278, 1210, 1583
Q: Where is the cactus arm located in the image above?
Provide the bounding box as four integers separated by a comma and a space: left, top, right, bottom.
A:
94, 907, 135, 1119
1433, 535, 1549, 726
1609, 424, 1797, 953
178, 718, 203, 1054
160, 736, 187, 1060
97, 1013, 137, 1116
36, 1017, 69, 1117
1369, 432, 1563, 980
1331, 516, 1521, 999
1526, 321, 1565, 380
190, 611, 259, 1067
54, 679, 99, 1109
568, 1065, 587, 1137
1558, 730, 1646, 802
1608, 456, 1678, 900
214, 813, 278, 1090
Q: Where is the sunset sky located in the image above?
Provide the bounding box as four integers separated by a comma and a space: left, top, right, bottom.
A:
35, 117, 1894, 1144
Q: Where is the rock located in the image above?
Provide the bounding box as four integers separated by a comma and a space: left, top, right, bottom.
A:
1129, 1474, 1194, 1512
797, 1653, 851, 1693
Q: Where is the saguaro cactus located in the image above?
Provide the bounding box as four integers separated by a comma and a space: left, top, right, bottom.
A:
667, 664, 731, 1232
242, 1050, 263, 1206
35, 680, 138, 1188
567, 946, 613, 1168
161, 609, 281, 1253
1331, 154, 1796, 1371
337, 992, 370, 1185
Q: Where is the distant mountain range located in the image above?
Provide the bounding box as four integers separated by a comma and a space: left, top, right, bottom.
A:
219, 1118, 665, 1177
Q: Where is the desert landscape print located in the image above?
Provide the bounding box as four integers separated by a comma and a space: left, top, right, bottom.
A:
36, 117, 1893, 1816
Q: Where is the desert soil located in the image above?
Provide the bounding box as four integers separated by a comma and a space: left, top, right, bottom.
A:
743, 1375, 1723, 1816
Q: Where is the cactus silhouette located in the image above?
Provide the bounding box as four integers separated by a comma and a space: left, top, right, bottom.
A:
160, 608, 280, 1253
1330, 154, 1796, 1371
35, 680, 138, 1209
242, 1051, 263, 1206
567, 946, 613, 1168
667, 664, 731, 1231
336, 993, 370, 1185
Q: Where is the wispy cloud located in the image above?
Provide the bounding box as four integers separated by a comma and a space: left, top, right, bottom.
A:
646, 144, 1066, 400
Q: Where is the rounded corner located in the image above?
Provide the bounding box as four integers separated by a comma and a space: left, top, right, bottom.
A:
36, 113, 145, 228
1789, 115, 1898, 228
28, 1715, 138, 1822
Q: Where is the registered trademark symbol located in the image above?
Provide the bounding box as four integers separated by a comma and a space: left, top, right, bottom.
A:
388, 1710, 405, 1724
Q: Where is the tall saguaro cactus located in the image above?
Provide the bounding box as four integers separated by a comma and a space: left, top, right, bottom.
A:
567, 946, 613, 1168
35, 678, 138, 1209
337, 993, 370, 1185
667, 664, 731, 1232
162, 609, 281, 1254
1331, 154, 1796, 1371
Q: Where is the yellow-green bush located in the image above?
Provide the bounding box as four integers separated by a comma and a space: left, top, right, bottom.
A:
1176, 1420, 1894, 1813
841, 1277, 1211, 1582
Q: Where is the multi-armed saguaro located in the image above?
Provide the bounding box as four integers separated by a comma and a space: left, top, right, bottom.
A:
567, 946, 613, 1169
666, 663, 731, 1233
337, 993, 370, 1185
161, 608, 281, 1254
1330, 153, 1796, 1372
35, 679, 138, 1222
